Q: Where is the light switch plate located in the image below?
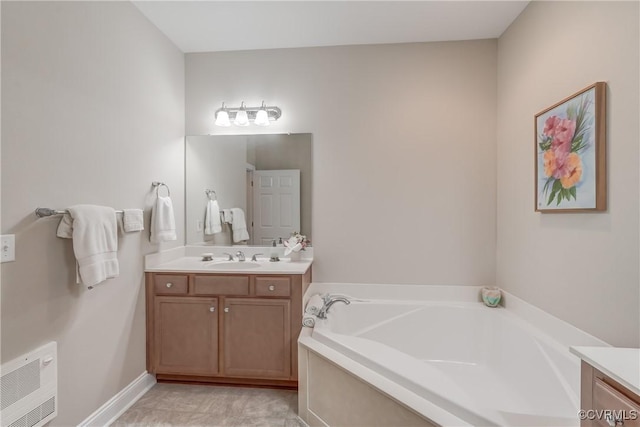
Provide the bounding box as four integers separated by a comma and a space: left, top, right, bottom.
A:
1, 234, 15, 262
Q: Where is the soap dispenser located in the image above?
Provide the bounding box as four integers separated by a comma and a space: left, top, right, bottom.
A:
270, 239, 280, 262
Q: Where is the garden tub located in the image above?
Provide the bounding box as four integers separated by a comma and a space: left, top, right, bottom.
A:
298, 283, 607, 426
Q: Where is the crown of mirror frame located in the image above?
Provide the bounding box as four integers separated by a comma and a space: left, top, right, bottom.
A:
215, 101, 282, 127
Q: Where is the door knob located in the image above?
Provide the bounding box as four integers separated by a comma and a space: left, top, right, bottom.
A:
209, 307, 215, 312
166, 283, 173, 288
224, 307, 229, 313
268, 285, 275, 291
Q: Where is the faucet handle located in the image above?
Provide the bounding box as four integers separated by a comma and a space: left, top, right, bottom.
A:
251, 253, 264, 261
222, 252, 234, 261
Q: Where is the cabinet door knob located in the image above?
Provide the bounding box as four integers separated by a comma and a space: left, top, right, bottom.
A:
166, 282, 173, 288
268, 285, 275, 291
209, 307, 215, 312
224, 307, 229, 313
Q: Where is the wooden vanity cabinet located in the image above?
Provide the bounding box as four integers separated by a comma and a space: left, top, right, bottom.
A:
581, 361, 640, 427
146, 270, 310, 388
223, 298, 291, 379
154, 297, 219, 375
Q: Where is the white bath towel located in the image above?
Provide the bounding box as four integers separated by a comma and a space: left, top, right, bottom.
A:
150, 196, 177, 244
56, 205, 119, 289
229, 208, 250, 242
302, 314, 316, 328
123, 209, 144, 232
304, 294, 324, 316
204, 200, 222, 235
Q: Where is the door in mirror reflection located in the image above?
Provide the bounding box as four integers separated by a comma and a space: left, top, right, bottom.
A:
252, 170, 300, 245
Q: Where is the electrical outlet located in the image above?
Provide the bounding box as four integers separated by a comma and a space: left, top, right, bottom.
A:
196, 220, 203, 232
1, 234, 15, 263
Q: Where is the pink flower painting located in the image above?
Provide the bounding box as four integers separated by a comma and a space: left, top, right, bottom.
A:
535, 83, 606, 211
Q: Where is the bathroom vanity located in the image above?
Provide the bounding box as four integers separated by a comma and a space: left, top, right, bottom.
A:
145, 247, 312, 388
571, 347, 640, 427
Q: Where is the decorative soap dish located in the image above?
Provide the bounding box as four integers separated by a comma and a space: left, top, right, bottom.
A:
481, 287, 502, 307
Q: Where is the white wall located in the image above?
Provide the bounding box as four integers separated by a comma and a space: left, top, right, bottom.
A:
1, 2, 184, 425
186, 40, 498, 286
496, 1, 639, 346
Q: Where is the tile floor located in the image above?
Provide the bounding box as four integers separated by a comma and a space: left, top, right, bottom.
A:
114, 383, 303, 426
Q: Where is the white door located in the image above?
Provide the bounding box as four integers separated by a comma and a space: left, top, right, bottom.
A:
252, 170, 301, 246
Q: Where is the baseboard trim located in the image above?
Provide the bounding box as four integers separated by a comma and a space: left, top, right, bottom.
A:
78, 371, 156, 427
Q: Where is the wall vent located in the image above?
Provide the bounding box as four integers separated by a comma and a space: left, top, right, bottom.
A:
0, 342, 57, 427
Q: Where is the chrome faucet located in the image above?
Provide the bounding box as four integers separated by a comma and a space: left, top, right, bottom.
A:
235, 251, 246, 262
251, 253, 263, 261
222, 252, 234, 261
317, 295, 351, 319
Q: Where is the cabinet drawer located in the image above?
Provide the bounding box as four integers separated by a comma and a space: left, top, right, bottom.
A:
194, 275, 250, 296
594, 378, 640, 427
154, 275, 188, 295
255, 276, 291, 297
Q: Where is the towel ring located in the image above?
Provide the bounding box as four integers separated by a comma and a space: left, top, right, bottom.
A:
205, 189, 217, 201
152, 181, 170, 197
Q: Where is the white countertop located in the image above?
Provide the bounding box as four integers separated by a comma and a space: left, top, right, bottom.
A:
146, 256, 312, 275
570, 346, 640, 396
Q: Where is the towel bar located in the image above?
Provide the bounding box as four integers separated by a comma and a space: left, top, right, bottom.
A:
35, 208, 124, 218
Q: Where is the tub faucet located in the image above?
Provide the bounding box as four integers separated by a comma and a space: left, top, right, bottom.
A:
317, 295, 351, 319
235, 251, 246, 262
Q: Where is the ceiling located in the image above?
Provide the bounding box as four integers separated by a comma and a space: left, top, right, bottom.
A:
133, 1, 530, 53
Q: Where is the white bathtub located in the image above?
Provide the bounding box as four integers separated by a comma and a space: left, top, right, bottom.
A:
298, 284, 608, 427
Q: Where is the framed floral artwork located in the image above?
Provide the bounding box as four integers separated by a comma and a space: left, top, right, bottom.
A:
535, 82, 606, 212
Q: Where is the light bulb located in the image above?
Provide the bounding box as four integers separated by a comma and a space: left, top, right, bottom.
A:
215, 110, 230, 127
255, 108, 270, 126
234, 102, 249, 126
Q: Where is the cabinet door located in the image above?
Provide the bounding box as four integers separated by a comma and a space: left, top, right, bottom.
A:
154, 297, 218, 375
223, 298, 291, 379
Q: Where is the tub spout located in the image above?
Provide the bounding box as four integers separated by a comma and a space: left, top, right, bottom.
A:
317, 295, 350, 319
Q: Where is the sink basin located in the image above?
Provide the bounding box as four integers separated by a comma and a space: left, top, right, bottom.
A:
208, 261, 261, 270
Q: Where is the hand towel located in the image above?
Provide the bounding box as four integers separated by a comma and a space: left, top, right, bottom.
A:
150, 196, 177, 244
57, 205, 119, 289
305, 294, 324, 316
205, 200, 222, 235
56, 213, 73, 238
123, 209, 144, 232
221, 209, 233, 224
284, 239, 302, 256
229, 208, 250, 242
302, 314, 316, 328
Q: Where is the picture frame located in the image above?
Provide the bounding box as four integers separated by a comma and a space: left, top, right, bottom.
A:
534, 82, 606, 212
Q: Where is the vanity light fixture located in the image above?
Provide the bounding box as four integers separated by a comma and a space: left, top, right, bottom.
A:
214, 101, 282, 127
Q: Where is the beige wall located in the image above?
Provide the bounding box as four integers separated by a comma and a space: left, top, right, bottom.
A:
1, 2, 184, 425
186, 40, 498, 285
496, 1, 639, 346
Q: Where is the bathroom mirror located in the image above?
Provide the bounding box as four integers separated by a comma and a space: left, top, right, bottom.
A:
185, 134, 312, 246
